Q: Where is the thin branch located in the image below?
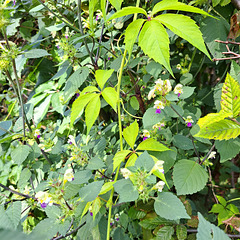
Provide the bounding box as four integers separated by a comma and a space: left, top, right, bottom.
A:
215, 39, 240, 45
187, 229, 240, 238
200, 143, 215, 165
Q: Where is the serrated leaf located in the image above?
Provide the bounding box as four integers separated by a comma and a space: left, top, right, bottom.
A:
95, 69, 114, 90
70, 93, 95, 126
124, 19, 145, 55
221, 73, 240, 117
152, 0, 212, 17
79, 181, 104, 202
0, 120, 12, 137
125, 153, 138, 167
156, 14, 210, 59
18, 168, 31, 189
123, 120, 139, 149
99, 182, 114, 195
195, 119, 240, 140
176, 225, 187, 240
24, 49, 50, 58
173, 160, 208, 195
102, 87, 118, 112
63, 67, 89, 101
143, 107, 165, 129
108, 6, 147, 21
197, 212, 231, 240
173, 135, 194, 150
64, 182, 81, 199
6, 202, 21, 230
156, 226, 174, 240
92, 197, 101, 220
85, 94, 101, 134
113, 150, 132, 171
11, 145, 31, 165
136, 138, 170, 152
135, 151, 155, 171
154, 192, 190, 220
139, 20, 173, 76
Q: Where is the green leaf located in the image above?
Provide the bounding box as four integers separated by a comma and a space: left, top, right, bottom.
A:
79, 181, 104, 202
135, 151, 155, 171
11, 145, 31, 165
113, 150, 132, 171
70, 93, 95, 126
124, 19, 145, 55
139, 20, 173, 76
89, 0, 98, 33
0, 229, 30, 240
108, 7, 147, 21
114, 179, 139, 203
63, 67, 89, 101
173, 135, 194, 150
72, 170, 92, 184
156, 14, 210, 59
125, 153, 138, 167
130, 96, 140, 110
33, 95, 52, 124
154, 192, 190, 220
99, 182, 114, 195
221, 73, 240, 118
85, 94, 101, 134
24, 49, 50, 58
195, 119, 240, 140
152, 0, 212, 17
197, 212, 231, 240
102, 87, 118, 112
215, 139, 240, 163
176, 225, 187, 240
6, 202, 21, 230
123, 120, 139, 149
156, 226, 174, 240
64, 182, 81, 199
173, 160, 208, 195
0, 120, 12, 137
136, 138, 170, 152
95, 69, 114, 90
18, 168, 31, 189
143, 107, 165, 129
109, 0, 123, 10
92, 197, 101, 220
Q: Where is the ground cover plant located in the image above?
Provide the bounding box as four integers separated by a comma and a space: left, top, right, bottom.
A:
1, 0, 240, 239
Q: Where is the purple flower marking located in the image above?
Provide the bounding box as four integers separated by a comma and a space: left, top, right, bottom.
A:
108, 56, 111, 61
158, 127, 161, 131
90, 212, 93, 216
13, 0, 16, 6
143, 137, 148, 141
96, 15, 99, 21
187, 122, 192, 127
37, 135, 41, 139
178, 93, 181, 97
72, 178, 74, 181
116, 218, 119, 221
76, 93, 80, 97
56, 45, 60, 49
155, 109, 161, 114
41, 202, 48, 208
110, 222, 113, 226
65, 35, 69, 39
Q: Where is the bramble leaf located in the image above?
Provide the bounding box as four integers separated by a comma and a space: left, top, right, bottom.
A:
95, 69, 114, 90
173, 160, 208, 195
102, 87, 118, 112
123, 120, 139, 149
221, 73, 240, 118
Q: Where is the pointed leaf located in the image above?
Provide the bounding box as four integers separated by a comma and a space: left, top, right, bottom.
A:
6, 202, 22, 230
173, 160, 208, 195
154, 192, 190, 220
92, 197, 101, 220
99, 182, 114, 195
152, 0, 212, 17
70, 93, 95, 126
108, 7, 147, 21
139, 20, 173, 76
11, 145, 31, 165
156, 14, 211, 59
113, 150, 132, 171
136, 138, 170, 152
18, 168, 31, 189
195, 119, 240, 140
79, 181, 104, 202
109, 0, 123, 10
124, 19, 145, 54
126, 153, 138, 167
85, 94, 101, 134
123, 120, 139, 149
95, 69, 114, 90
221, 73, 240, 118
102, 87, 118, 112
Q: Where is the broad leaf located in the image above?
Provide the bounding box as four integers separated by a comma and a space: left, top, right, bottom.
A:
95, 69, 114, 90
11, 145, 31, 165
99, 182, 114, 195
136, 138, 170, 152
24, 49, 50, 58
0, 120, 12, 136
6, 202, 21, 230
63, 67, 89, 101
89, 0, 98, 33
123, 120, 139, 149
91, 197, 101, 220
85, 94, 101, 134
152, 0, 212, 17
156, 14, 210, 59
173, 160, 208, 195
102, 87, 118, 112
108, 7, 147, 21
139, 20, 172, 76
79, 181, 104, 202
70, 93, 95, 126
124, 19, 145, 55
154, 192, 190, 220
18, 168, 31, 189
125, 153, 138, 167
109, 0, 123, 10
195, 119, 240, 140
197, 212, 231, 240
221, 73, 240, 118
113, 150, 132, 171
156, 226, 174, 240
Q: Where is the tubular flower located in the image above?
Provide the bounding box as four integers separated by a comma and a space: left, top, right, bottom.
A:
208, 151, 216, 159
35, 191, 53, 209
150, 160, 164, 174
154, 100, 165, 114
148, 88, 156, 100
184, 116, 194, 127
142, 129, 150, 140
64, 168, 74, 183
174, 83, 183, 97
120, 168, 132, 179
155, 181, 165, 192
34, 129, 41, 139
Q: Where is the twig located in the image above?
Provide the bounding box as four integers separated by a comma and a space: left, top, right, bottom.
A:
200, 144, 215, 165
187, 229, 240, 238
215, 39, 240, 45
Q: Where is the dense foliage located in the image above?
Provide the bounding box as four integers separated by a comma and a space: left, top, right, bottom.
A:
1, 0, 240, 239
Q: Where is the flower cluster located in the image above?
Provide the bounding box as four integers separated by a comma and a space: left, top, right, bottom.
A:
153, 181, 165, 192
153, 121, 165, 131
35, 191, 53, 209
34, 129, 41, 139
174, 83, 183, 97
120, 168, 132, 179
142, 130, 150, 141
184, 116, 194, 127
63, 168, 74, 183
148, 79, 172, 100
